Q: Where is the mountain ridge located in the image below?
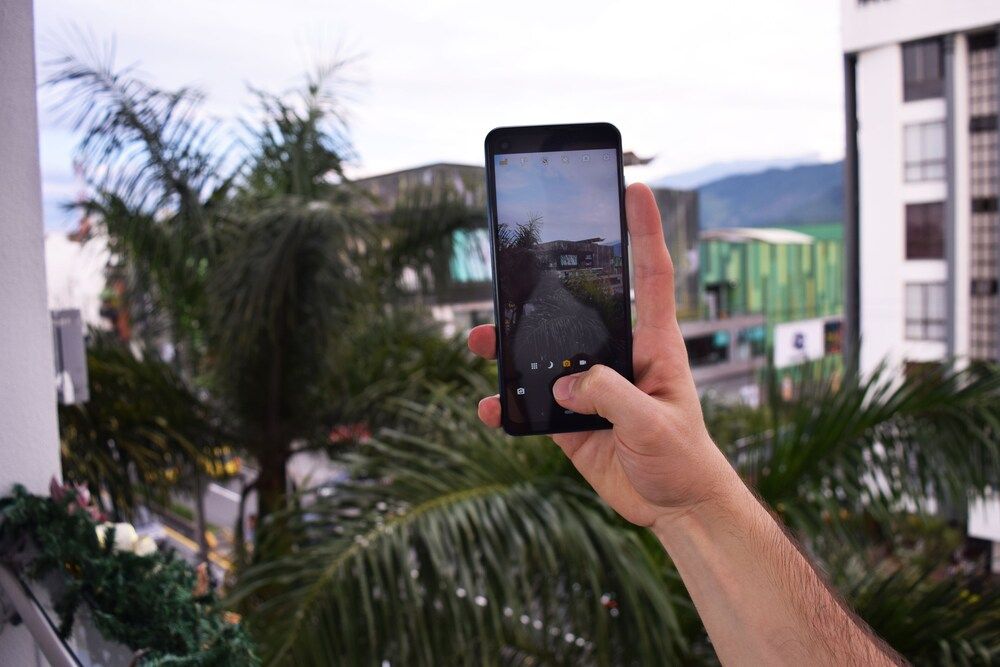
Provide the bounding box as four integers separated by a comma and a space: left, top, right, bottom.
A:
695, 161, 844, 230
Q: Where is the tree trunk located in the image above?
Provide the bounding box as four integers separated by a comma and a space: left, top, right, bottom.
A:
255, 445, 289, 525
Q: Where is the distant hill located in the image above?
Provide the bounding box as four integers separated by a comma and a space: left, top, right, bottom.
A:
697, 161, 843, 230
651, 154, 823, 190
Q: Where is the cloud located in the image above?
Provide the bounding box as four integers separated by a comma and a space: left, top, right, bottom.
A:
34, 0, 845, 229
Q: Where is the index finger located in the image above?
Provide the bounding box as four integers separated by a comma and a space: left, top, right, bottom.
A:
625, 183, 676, 329
467, 324, 497, 360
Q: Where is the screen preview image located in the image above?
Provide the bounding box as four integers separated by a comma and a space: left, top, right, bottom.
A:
493, 149, 629, 425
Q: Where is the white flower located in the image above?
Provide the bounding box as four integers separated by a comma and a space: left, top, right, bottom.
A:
112, 523, 138, 552
133, 535, 158, 557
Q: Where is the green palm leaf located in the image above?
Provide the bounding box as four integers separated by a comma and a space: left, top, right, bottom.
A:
231, 393, 689, 666
58, 335, 222, 518
725, 361, 1000, 533
833, 557, 1000, 666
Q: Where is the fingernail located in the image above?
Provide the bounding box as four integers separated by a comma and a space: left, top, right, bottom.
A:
553, 375, 577, 401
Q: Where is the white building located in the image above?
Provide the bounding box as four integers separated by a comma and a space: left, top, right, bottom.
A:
842, 0, 1000, 564
842, 0, 1000, 372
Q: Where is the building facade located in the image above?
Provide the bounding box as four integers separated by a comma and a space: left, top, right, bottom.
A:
650, 188, 701, 321
353, 163, 495, 335
842, 0, 1000, 373
842, 0, 1000, 568
700, 225, 844, 343
353, 164, 703, 335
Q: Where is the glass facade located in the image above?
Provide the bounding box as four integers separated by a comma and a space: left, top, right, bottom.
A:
968, 31, 1000, 360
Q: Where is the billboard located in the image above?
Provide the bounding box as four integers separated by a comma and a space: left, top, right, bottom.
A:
773, 317, 842, 368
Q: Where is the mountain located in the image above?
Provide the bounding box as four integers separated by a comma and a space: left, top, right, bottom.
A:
697, 161, 843, 230
650, 154, 823, 190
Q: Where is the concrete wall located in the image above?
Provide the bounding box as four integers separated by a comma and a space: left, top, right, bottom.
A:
855, 41, 951, 373
843, 0, 1000, 53
0, 1, 61, 660
0, 0, 61, 496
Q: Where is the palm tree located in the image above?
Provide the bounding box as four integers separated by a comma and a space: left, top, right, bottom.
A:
232, 358, 1000, 665
49, 46, 233, 371
49, 50, 485, 536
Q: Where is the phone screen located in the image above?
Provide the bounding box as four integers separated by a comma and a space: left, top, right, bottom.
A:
487, 126, 632, 435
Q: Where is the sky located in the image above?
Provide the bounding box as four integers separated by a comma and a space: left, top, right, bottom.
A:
495, 150, 621, 243
34, 0, 846, 231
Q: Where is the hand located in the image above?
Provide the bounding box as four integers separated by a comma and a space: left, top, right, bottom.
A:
468, 183, 738, 529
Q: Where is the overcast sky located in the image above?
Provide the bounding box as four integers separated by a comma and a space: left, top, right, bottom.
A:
495, 150, 621, 243
34, 0, 845, 231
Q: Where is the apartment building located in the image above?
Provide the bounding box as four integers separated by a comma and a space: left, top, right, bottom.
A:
842, 0, 1000, 372
842, 0, 1000, 566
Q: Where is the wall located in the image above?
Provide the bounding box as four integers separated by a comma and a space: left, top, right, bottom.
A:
855, 42, 949, 372
0, 0, 61, 496
651, 188, 700, 321
699, 227, 844, 340
0, 1, 63, 659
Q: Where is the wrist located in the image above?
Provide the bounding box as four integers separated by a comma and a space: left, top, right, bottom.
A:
649, 461, 750, 550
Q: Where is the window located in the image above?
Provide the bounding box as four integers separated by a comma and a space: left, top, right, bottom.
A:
902, 38, 944, 101
905, 202, 945, 259
559, 254, 578, 267
686, 332, 729, 368
904, 122, 946, 181
735, 325, 766, 361
905, 282, 947, 340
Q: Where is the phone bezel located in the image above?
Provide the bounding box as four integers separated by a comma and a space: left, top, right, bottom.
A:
484, 122, 635, 436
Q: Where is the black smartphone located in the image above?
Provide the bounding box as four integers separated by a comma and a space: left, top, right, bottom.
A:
484, 123, 634, 436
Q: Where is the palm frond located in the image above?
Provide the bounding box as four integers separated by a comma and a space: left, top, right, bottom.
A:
46, 45, 229, 218
725, 361, 1000, 532
206, 198, 372, 436
58, 335, 222, 519
240, 61, 358, 201
231, 393, 689, 666
832, 556, 1000, 666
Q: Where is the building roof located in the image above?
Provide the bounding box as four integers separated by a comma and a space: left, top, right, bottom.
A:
700, 227, 817, 245
350, 162, 483, 182
778, 223, 844, 242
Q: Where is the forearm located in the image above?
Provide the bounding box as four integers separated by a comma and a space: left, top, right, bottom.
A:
652, 465, 900, 666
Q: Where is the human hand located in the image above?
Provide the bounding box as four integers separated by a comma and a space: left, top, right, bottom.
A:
468, 183, 739, 529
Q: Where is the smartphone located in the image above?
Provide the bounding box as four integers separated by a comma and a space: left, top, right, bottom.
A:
484, 123, 634, 436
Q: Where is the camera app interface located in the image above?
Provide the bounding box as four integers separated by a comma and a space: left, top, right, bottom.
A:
494, 149, 629, 426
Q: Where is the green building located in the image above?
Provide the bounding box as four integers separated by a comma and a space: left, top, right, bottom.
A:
698, 223, 844, 345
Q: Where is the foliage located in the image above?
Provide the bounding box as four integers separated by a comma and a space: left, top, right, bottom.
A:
58, 335, 223, 519
835, 557, 1000, 666
0, 486, 258, 666
231, 357, 1000, 666
49, 48, 485, 527
719, 361, 1000, 536
48, 49, 232, 366
231, 391, 692, 666
48, 42, 1000, 667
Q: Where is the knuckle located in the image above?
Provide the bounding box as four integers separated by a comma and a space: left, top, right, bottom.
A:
582, 364, 614, 392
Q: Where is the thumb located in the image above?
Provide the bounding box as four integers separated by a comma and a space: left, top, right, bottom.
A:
552, 365, 658, 427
